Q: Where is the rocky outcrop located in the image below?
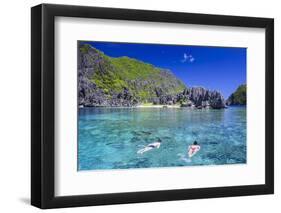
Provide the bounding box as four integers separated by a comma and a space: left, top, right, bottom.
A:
78, 80, 139, 107
227, 84, 246, 105
78, 43, 226, 109
189, 87, 226, 109
144, 87, 226, 109
178, 87, 225, 109
78, 43, 185, 107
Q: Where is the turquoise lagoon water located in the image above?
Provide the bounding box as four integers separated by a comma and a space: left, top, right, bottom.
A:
78, 106, 246, 171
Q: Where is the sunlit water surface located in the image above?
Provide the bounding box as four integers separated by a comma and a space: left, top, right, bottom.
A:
78, 106, 246, 171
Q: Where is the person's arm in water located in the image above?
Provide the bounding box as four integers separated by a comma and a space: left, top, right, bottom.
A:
137, 141, 161, 154
148, 142, 161, 148
137, 146, 153, 154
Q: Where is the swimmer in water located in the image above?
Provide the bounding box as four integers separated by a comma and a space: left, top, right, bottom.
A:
137, 138, 161, 154
188, 141, 201, 158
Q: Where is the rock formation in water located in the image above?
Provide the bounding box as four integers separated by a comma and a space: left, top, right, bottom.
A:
78, 43, 226, 109
187, 87, 226, 109
226, 84, 246, 105
78, 43, 185, 107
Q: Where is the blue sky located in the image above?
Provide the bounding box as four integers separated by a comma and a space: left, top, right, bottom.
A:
80, 41, 246, 98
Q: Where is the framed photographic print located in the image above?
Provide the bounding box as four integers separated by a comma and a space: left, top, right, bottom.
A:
31, 4, 274, 209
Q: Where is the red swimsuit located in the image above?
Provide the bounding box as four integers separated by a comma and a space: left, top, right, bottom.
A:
189, 146, 200, 154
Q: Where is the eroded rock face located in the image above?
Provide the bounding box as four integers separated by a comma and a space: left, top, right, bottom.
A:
180, 87, 226, 109
78, 43, 226, 109
78, 43, 185, 107
226, 84, 246, 105
146, 87, 226, 109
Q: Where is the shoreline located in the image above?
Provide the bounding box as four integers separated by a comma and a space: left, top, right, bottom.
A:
136, 104, 181, 108
79, 104, 244, 109
79, 102, 245, 109
79, 104, 181, 109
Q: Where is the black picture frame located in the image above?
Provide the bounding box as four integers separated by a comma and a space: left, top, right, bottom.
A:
31, 3, 274, 209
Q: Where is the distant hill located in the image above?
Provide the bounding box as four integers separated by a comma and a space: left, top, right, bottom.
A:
227, 84, 246, 105
78, 43, 226, 109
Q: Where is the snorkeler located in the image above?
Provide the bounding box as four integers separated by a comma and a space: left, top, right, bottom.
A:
188, 141, 201, 158
137, 138, 162, 154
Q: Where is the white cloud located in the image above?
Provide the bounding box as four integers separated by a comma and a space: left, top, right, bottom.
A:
189, 57, 195, 62
181, 52, 195, 63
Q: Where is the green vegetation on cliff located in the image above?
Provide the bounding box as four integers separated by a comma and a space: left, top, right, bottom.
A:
80, 43, 186, 102
227, 84, 246, 105
78, 43, 226, 108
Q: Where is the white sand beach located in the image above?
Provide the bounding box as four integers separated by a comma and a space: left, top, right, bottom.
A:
136, 104, 181, 108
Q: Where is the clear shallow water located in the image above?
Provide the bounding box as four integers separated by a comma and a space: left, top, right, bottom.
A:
78, 106, 246, 171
